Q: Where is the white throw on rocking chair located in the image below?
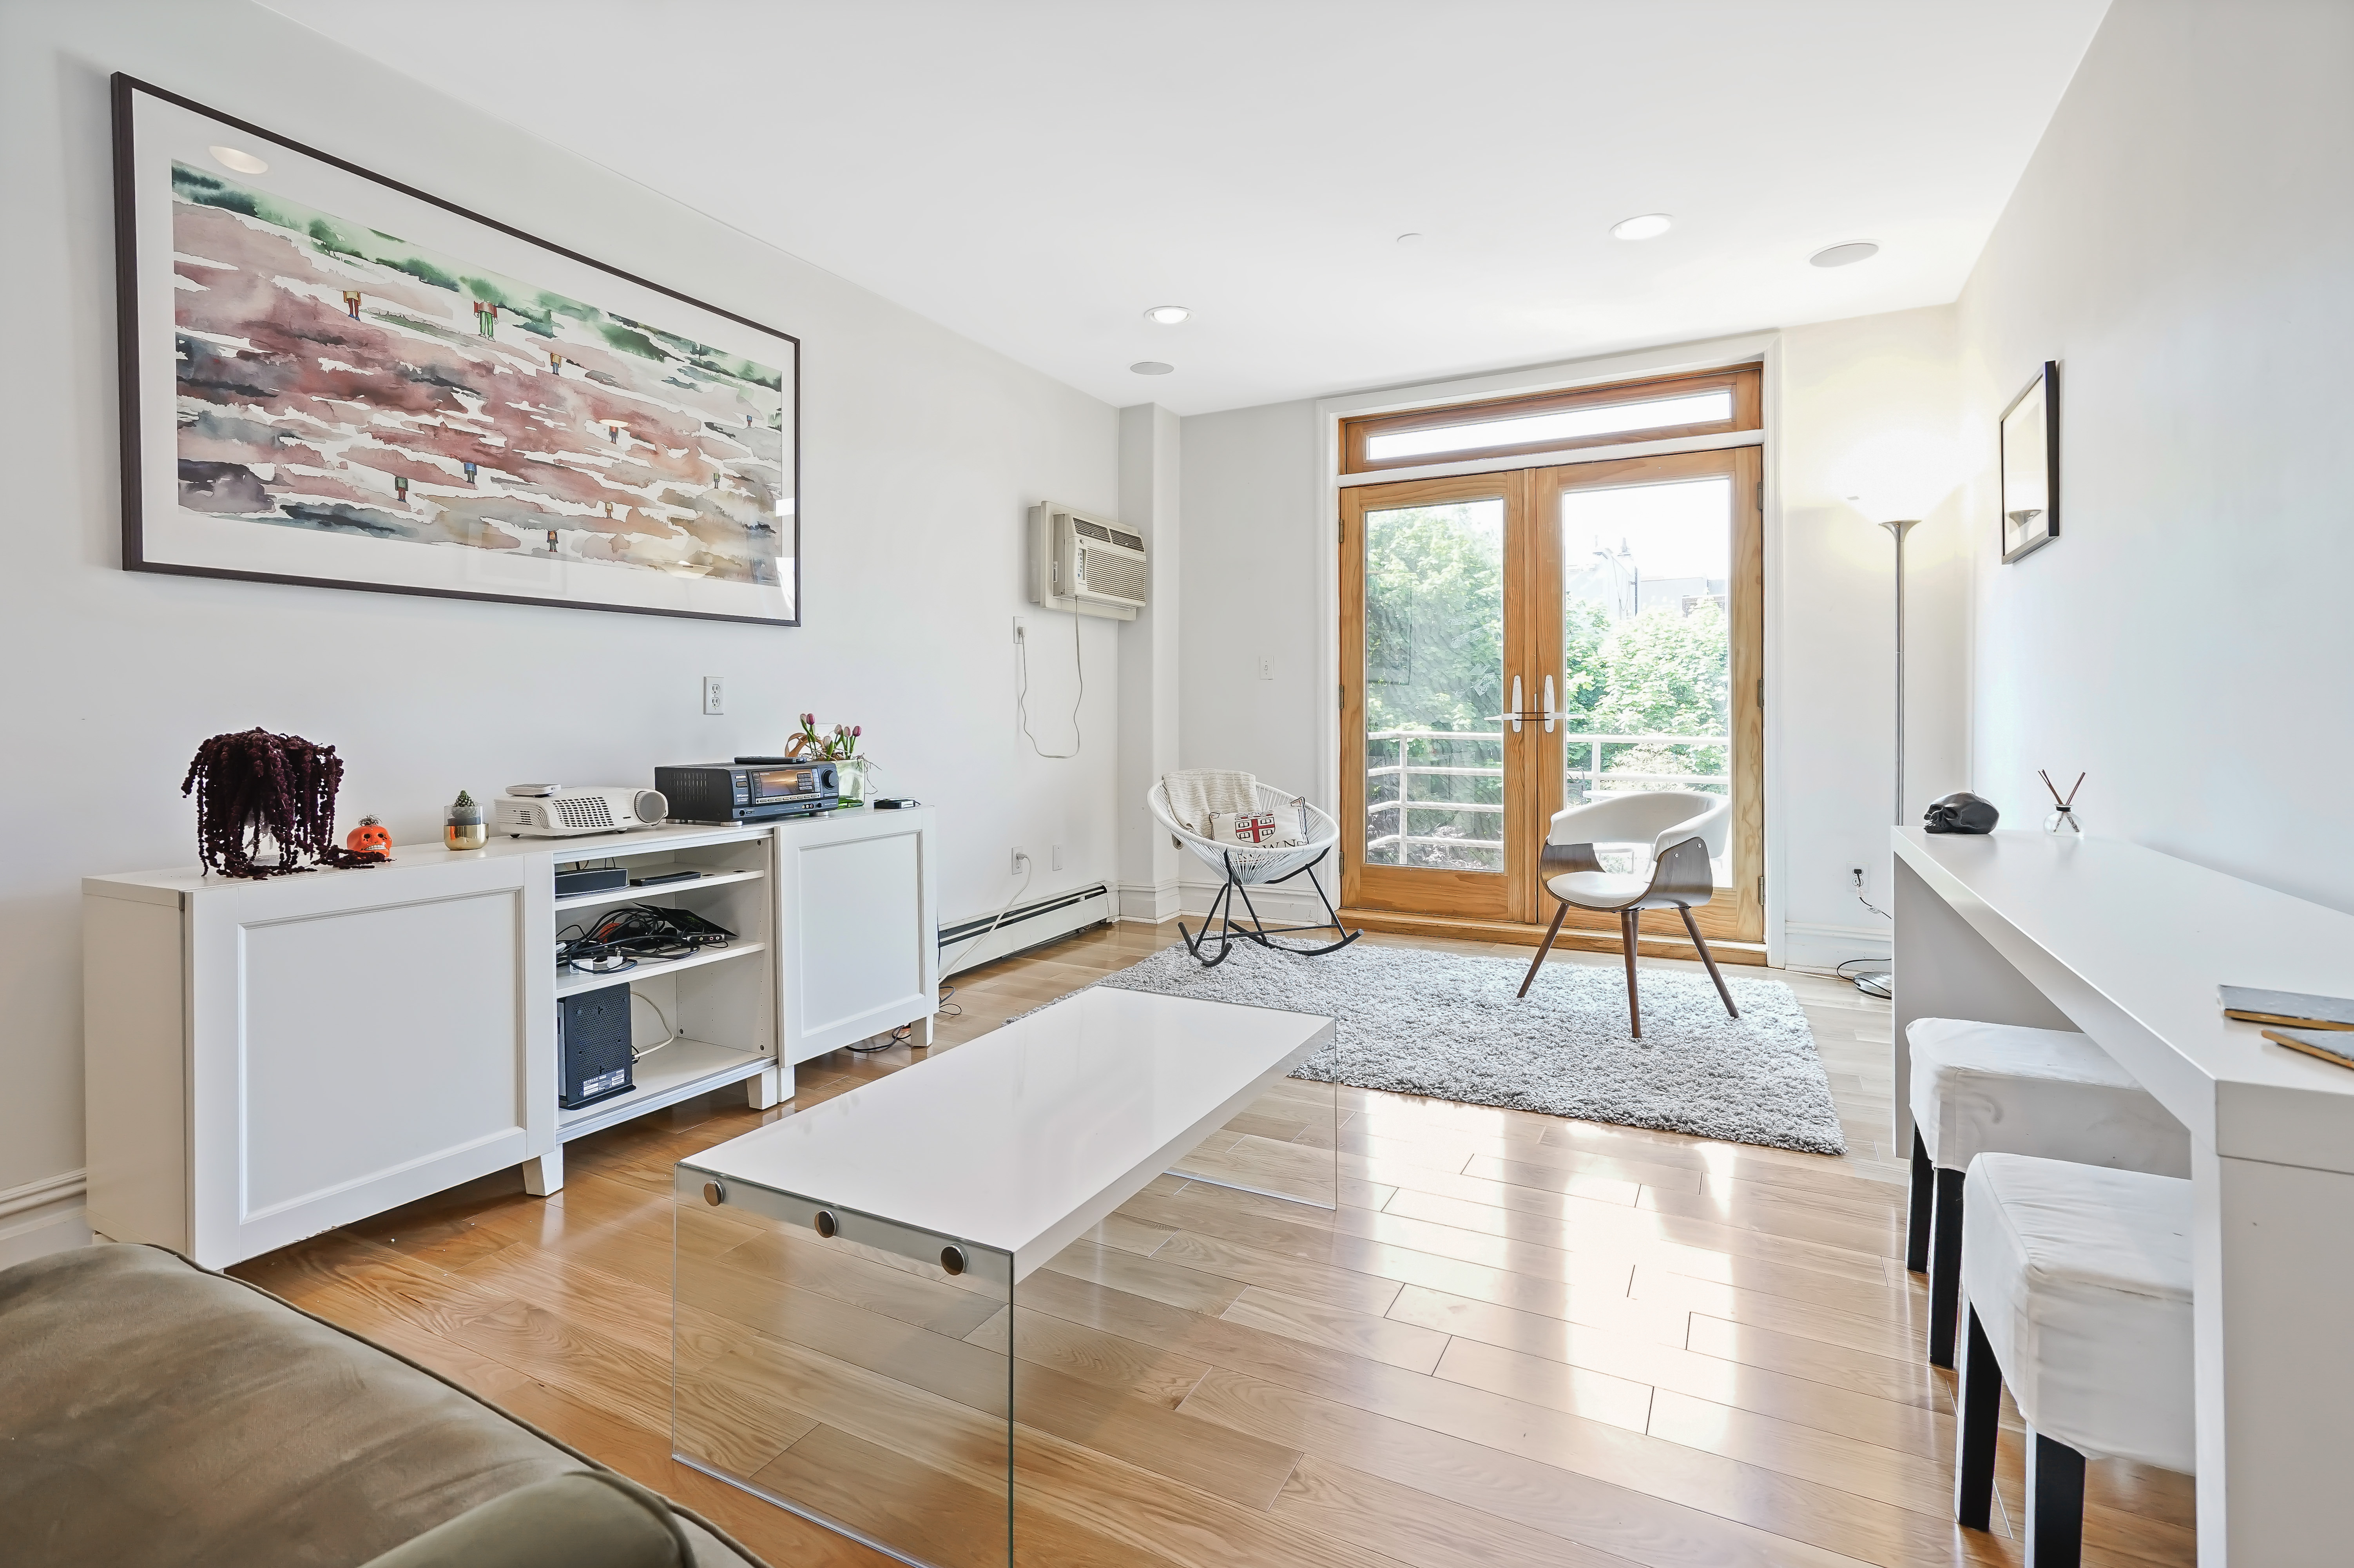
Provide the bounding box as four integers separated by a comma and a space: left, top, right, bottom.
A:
1151, 770, 1361, 967
1516, 789, 1739, 1036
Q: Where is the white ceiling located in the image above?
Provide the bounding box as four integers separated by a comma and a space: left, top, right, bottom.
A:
263, 0, 2109, 416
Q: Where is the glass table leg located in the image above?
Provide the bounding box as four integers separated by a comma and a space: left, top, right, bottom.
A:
672, 1168, 1013, 1568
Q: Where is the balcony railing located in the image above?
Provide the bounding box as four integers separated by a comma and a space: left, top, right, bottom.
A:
1365, 727, 1729, 866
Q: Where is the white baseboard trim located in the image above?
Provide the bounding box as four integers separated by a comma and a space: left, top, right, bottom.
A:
1781, 920, 1892, 970
1116, 879, 1182, 924
0, 1168, 84, 1223
0, 1169, 91, 1268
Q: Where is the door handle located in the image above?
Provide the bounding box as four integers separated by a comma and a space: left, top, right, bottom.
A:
1510, 676, 1523, 733
1543, 675, 1557, 733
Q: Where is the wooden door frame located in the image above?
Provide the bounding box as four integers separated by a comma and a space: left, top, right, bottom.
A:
1527, 446, 1764, 944
1339, 471, 1533, 921
1337, 449, 1766, 964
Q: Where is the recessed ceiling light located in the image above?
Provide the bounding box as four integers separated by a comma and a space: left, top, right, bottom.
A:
1610, 214, 1673, 241
1811, 241, 1881, 268
1395, 232, 1424, 245
1143, 305, 1189, 325
209, 145, 269, 175
1130, 361, 1174, 376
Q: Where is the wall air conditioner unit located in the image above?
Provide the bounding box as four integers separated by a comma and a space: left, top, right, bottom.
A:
1028, 501, 1145, 621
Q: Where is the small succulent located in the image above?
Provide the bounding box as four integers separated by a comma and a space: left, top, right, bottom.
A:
453, 789, 476, 809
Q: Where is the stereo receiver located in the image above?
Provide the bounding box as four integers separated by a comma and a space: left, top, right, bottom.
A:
655, 760, 838, 823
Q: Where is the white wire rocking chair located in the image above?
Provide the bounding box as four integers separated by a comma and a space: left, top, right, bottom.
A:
1148, 781, 1362, 967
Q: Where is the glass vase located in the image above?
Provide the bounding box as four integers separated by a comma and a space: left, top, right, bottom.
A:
2044, 805, 2082, 835
835, 758, 868, 806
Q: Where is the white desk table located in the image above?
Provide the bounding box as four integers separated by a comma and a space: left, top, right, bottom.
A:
1893, 828, 2354, 1565
670, 986, 1334, 1568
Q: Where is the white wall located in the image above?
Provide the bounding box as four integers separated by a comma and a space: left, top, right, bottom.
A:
1777, 306, 1968, 966
1174, 324, 1971, 958
1116, 404, 1183, 922
1177, 399, 1325, 797
0, 1, 1119, 1238
1955, 0, 2354, 912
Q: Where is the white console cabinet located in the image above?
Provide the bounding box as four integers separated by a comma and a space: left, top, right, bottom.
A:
84, 808, 937, 1269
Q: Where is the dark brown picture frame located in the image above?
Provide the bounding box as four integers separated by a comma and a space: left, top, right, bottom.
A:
1999, 360, 2059, 564
112, 74, 802, 625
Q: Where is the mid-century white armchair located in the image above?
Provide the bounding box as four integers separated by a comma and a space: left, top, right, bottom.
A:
1515, 789, 1738, 1035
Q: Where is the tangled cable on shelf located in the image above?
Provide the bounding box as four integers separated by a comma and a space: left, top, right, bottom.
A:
556, 903, 736, 977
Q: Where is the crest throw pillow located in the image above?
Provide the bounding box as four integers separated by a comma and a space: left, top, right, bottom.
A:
1209, 810, 1303, 849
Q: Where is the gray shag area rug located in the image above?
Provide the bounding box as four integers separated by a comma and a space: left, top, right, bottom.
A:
1085, 940, 1845, 1155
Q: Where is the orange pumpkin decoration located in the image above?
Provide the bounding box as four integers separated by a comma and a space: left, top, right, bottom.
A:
345, 815, 393, 857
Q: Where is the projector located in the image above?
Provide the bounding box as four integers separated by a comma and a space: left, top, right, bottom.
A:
496, 784, 668, 838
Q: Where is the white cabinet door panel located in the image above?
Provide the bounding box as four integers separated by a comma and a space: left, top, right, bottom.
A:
240, 890, 526, 1216
777, 810, 938, 1062
187, 856, 553, 1265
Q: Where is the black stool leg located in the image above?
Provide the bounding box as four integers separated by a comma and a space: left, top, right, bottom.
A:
1906, 1128, 1933, 1274
2025, 1430, 2086, 1567
1953, 1304, 2002, 1530
1927, 1165, 1965, 1367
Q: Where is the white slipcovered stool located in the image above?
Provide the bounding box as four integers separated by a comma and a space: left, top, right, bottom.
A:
1953, 1154, 2194, 1567
1906, 1017, 2189, 1367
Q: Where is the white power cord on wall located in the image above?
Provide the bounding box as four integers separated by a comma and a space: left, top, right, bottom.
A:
1017, 608, 1084, 758
940, 852, 1035, 975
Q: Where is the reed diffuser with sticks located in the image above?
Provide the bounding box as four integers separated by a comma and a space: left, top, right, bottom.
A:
2039, 769, 2085, 834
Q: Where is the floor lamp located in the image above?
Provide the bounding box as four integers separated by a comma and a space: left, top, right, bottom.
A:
1843, 468, 1949, 999
1847, 516, 1917, 999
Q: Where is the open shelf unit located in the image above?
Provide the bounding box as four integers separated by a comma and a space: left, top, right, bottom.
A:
550, 825, 778, 1147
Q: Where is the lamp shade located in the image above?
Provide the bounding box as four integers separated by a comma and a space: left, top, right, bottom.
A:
1837, 430, 1959, 524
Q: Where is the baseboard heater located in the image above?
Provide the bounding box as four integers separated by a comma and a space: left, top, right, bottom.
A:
939, 883, 1113, 975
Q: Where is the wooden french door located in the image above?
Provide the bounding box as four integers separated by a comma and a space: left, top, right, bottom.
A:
1340, 448, 1763, 944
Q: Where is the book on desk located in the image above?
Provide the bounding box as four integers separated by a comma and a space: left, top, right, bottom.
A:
2223, 985, 2354, 1073
2219, 984, 2354, 1031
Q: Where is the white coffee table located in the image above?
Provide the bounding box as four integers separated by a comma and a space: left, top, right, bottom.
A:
669, 986, 1335, 1568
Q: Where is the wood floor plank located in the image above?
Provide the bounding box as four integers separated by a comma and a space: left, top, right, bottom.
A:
1272, 1454, 1649, 1568
1180, 1367, 1891, 1568
962, 1303, 1212, 1407
1220, 1285, 1454, 1375
1684, 1313, 1951, 1413
1412, 1293, 1954, 1455
1382, 1181, 1897, 1287
1626, 1265, 1928, 1361
1148, 1228, 1408, 1315
1362, 1166, 1908, 1303
1045, 1236, 1251, 1315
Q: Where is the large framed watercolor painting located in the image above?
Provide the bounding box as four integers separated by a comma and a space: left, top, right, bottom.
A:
112, 76, 799, 624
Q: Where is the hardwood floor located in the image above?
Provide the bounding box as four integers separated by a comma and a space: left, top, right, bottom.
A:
231, 924, 2194, 1568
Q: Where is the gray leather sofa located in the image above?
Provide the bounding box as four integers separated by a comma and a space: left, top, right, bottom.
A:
0, 1244, 765, 1568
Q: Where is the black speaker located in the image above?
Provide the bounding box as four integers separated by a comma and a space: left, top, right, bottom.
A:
559, 982, 635, 1108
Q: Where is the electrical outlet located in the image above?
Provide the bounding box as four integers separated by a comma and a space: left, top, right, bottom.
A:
1012, 616, 1027, 644
1257, 655, 1274, 681
1011, 847, 1028, 875
701, 676, 724, 716
1051, 844, 1063, 871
